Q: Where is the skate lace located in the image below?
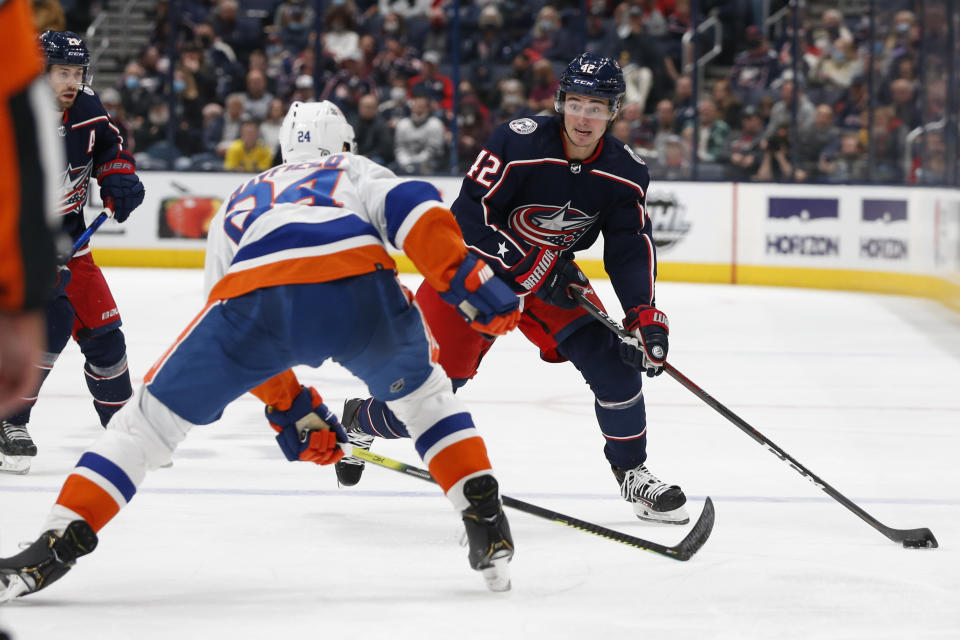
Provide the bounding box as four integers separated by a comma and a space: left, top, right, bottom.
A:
2, 424, 31, 442
339, 428, 374, 467
620, 466, 671, 501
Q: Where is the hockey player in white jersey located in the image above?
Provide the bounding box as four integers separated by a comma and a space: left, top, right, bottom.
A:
0, 101, 521, 600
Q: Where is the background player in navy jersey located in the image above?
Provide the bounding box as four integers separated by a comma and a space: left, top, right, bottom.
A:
336, 52, 688, 525
0, 31, 145, 475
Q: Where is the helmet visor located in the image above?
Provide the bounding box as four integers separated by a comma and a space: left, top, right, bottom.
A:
556, 94, 617, 121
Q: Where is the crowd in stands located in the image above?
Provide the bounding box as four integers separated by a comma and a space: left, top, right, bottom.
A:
54, 0, 954, 183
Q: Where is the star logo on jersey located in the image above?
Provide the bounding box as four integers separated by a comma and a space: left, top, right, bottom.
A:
497, 242, 509, 257
508, 201, 598, 250
57, 162, 93, 215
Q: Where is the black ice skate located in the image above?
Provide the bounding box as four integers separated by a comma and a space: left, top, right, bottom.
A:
0, 520, 98, 603
461, 475, 514, 592
613, 463, 690, 524
0, 422, 37, 475
334, 398, 374, 487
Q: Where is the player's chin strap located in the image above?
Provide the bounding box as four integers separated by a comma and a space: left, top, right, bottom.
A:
571, 287, 938, 550
337, 442, 714, 561
65, 208, 112, 262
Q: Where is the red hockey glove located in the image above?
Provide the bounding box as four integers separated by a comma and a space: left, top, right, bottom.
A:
620, 305, 669, 377
266, 386, 347, 465
510, 247, 587, 309
439, 253, 521, 336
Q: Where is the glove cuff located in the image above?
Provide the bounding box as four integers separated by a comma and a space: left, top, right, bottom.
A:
512, 247, 557, 292
95, 151, 136, 183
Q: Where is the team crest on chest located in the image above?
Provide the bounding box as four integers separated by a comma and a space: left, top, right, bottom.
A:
509, 201, 598, 250
508, 118, 538, 134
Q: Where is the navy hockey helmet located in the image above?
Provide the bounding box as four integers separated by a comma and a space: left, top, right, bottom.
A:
554, 52, 625, 120
40, 30, 90, 81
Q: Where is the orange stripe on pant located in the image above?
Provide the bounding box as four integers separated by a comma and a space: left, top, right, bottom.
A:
143, 299, 219, 384
427, 436, 492, 492
55, 474, 121, 533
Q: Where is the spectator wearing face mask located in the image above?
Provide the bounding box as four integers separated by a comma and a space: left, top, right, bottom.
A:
522, 6, 577, 63
273, 0, 315, 53
394, 92, 446, 175
117, 61, 153, 121
729, 26, 782, 102
322, 5, 360, 63
100, 88, 135, 153
811, 38, 862, 91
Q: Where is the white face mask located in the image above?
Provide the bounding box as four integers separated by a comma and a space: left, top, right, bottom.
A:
390, 87, 406, 101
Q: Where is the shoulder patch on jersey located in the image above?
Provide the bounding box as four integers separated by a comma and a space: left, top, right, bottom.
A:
509, 118, 538, 135
623, 143, 646, 165
82, 86, 95, 96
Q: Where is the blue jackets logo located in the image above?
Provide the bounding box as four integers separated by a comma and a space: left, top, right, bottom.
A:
509, 201, 599, 250
766, 197, 839, 257
861, 199, 908, 260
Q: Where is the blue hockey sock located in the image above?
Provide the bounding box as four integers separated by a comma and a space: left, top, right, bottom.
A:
355, 398, 410, 439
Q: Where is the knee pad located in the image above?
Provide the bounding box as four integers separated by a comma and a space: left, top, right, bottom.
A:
79, 329, 133, 426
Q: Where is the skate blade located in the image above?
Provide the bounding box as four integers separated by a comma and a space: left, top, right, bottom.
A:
0, 574, 32, 603
634, 504, 690, 525
480, 555, 511, 592
0, 454, 31, 475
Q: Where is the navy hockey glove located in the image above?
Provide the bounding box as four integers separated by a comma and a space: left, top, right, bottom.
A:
620, 305, 669, 377
439, 253, 521, 336
96, 151, 144, 223
266, 386, 348, 465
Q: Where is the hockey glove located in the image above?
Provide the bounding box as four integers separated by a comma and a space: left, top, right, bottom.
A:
620, 305, 669, 377
266, 386, 348, 465
510, 246, 587, 309
439, 253, 521, 336
96, 151, 144, 223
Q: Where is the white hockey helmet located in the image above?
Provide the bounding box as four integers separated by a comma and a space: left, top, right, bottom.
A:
278, 100, 356, 162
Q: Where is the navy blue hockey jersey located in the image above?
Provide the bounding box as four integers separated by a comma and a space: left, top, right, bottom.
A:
57, 87, 126, 241
452, 115, 657, 312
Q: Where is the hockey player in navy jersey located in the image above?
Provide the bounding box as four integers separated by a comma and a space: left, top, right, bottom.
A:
0, 31, 145, 474
337, 52, 689, 525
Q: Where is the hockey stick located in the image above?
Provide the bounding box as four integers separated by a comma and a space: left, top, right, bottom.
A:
572, 288, 938, 549
67, 209, 111, 260
341, 444, 714, 561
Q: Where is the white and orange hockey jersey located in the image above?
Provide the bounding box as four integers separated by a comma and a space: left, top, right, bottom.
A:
203, 153, 469, 304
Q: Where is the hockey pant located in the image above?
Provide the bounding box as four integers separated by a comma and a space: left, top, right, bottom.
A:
3, 254, 132, 427
43, 272, 496, 534
354, 278, 649, 469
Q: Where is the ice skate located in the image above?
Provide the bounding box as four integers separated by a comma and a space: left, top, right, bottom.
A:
613, 463, 689, 524
334, 398, 374, 487
0, 422, 37, 475
461, 475, 514, 592
0, 520, 98, 603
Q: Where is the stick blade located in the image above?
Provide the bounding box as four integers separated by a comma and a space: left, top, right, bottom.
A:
668, 497, 715, 561
896, 527, 938, 549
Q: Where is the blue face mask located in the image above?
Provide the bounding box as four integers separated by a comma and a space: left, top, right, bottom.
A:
125, 76, 140, 89
832, 50, 846, 63
173, 79, 186, 93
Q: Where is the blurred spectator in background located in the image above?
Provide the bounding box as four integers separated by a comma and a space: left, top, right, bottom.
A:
242, 69, 274, 121
292, 74, 315, 103
210, 0, 261, 64
620, 5, 672, 111
118, 61, 153, 122
756, 123, 798, 182
272, 0, 315, 54
834, 75, 868, 129
321, 50, 375, 121
711, 78, 743, 131
224, 117, 273, 172
456, 92, 492, 173
649, 98, 681, 158
651, 135, 691, 180
861, 106, 904, 182
685, 98, 731, 163
422, 6, 448, 58
100, 88, 134, 153
672, 75, 696, 129
198, 102, 225, 162
523, 5, 577, 63
912, 132, 947, 184
584, 9, 619, 59
493, 77, 528, 124
527, 58, 559, 115
32, 0, 65, 30
889, 78, 921, 131
378, 76, 410, 126
394, 93, 445, 175
765, 78, 814, 138
729, 26, 782, 102
811, 37, 861, 91
179, 43, 219, 105
353, 93, 394, 166
408, 50, 453, 113
259, 98, 286, 154
216, 92, 247, 156
379, 0, 430, 20
796, 104, 839, 181
466, 5, 515, 66
820, 130, 868, 183
728, 105, 765, 181
323, 4, 361, 63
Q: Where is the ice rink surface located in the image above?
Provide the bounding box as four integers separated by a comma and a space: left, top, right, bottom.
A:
1, 268, 958, 640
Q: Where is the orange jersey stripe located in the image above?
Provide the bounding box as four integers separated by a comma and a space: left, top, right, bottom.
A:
55, 474, 121, 533
427, 436, 492, 492
144, 299, 219, 384
208, 244, 397, 302
402, 206, 468, 294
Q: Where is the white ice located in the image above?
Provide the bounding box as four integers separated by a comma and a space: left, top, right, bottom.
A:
1, 269, 958, 640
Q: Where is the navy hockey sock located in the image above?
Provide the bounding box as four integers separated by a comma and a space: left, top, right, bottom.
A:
79, 329, 132, 427
355, 398, 410, 439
